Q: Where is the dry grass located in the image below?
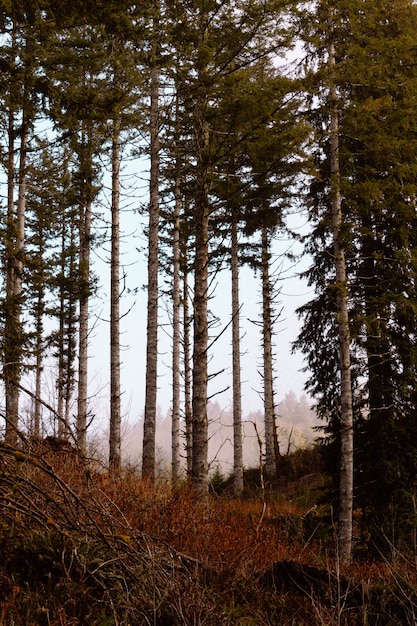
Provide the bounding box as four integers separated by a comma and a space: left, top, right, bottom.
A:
1, 441, 417, 625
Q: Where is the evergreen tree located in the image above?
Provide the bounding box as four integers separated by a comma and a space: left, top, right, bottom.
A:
297, 0, 417, 555
103, 20, 148, 469
25, 142, 72, 436
327, 16, 354, 562
0, 3, 46, 443
142, 1, 161, 483
164, 0, 299, 493
231, 59, 308, 483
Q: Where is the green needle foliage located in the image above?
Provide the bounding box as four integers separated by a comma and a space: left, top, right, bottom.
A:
297, 0, 417, 555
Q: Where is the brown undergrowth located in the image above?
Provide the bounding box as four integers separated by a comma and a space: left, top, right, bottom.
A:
1, 441, 417, 625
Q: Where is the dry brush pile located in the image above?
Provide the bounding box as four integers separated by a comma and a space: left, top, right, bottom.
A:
1, 440, 417, 625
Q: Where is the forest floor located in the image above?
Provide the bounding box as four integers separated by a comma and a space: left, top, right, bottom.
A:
1, 440, 417, 625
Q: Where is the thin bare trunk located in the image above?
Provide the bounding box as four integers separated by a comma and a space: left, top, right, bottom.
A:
77, 121, 93, 452
57, 221, 66, 437
191, 192, 209, 493
142, 30, 160, 482
65, 216, 77, 432
77, 234, 90, 451
171, 164, 182, 483
261, 225, 277, 480
328, 30, 354, 563
231, 214, 243, 496
183, 259, 193, 479
57, 304, 65, 437
4, 102, 18, 444
5, 81, 27, 444
57, 205, 76, 439
109, 117, 121, 470
34, 286, 43, 438
191, 9, 210, 495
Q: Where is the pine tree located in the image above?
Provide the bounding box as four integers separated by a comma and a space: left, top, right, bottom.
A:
165, 0, 299, 494
104, 21, 147, 469
230, 207, 244, 495
43, 18, 110, 450
0, 4, 43, 443
342, 0, 417, 550
25, 142, 70, 437
260, 224, 280, 480
142, 1, 161, 482
298, 0, 417, 556
109, 115, 122, 470
230, 58, 308, 484
327, 17, 354, 562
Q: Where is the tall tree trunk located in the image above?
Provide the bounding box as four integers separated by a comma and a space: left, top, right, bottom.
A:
57, 203, 76, 440
183, 256, 193, 479
57, 285, 65, 436
171, 158, 182, 483
191, 9, 211, 494
33, 268, 44, 438
191, 182, 209, 493
109, 117, 121, 470
65, 214, 78, 432
57, 216, 67, 437
4, 103, 18, 445
77, 121, 93, 452
231, 212, 243, 496
328, 28, 354, 563
142, 21, 160, 482
4, 77, 27, 445
261, 224, 277, 480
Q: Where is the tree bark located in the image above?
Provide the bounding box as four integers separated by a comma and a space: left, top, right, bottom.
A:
328, 30, 354, 564
77, 120, 93, 453
57, 201, 77, 439
33, 262, 44, 438
183, 256, 193, 480
231, 213, 244, 496
4, 45, 27, 444
191, 10, 211, 494
142, 22, 160, 482
171, 154, 182, 483
109, 116, 122, 470
191, 169, 209, 493
57, 215, 68, 438
261, 224, 277, 480
4, 104, 18, 445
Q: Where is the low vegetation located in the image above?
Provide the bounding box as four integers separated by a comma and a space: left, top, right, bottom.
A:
1, 440, 417, 625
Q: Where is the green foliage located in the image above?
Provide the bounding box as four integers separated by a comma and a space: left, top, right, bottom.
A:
209, 462, 227, 494
4, 529, 118, 625
297, 0, 417, 554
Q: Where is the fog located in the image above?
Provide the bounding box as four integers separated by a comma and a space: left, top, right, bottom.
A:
95, 390, 320, 476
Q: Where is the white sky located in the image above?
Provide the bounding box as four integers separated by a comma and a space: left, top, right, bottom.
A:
88, 174, 314, 426
1, 135, 313, 438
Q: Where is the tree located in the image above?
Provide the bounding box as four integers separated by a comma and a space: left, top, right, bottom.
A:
327, 17, 354, 562
105, 24, 146, 470
75, 119, 96, 452
54, 181, 79, 438
45, 18, 110, 450
171, 0, 298, 494
232, 58, 307, 484
260, 224, 280, 480
297, 0, 417, 557
230, 207, 244, 495
169, 87, 184, 483
25, 141, 72, 437
142, 1, 161, 482
109, 116, 122, 470
0, 4, 43, 443
340, 0, 417, 552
